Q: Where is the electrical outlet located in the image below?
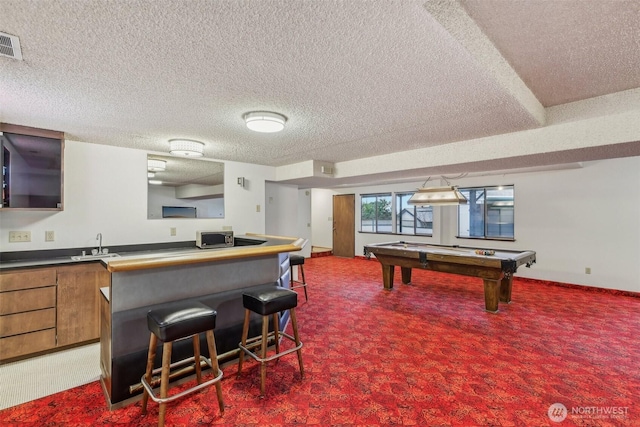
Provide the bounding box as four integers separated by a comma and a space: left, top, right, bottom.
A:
170, 227, 176, 236
45, 230, 55, 241
585, 267, 591, 274
9, 231, 31, 242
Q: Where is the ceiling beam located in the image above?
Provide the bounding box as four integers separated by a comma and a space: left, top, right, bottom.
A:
424, 0, 546, 126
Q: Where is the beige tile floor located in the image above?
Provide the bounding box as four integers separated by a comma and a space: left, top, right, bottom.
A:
0, 343, 100, 410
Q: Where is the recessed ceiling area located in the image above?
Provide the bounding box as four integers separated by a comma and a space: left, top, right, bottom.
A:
1, 0, 639, 188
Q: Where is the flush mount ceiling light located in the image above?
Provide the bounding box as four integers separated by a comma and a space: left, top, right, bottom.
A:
244, 111, 287, 133
148, 179, 163, 185
169, 139, 204, 157
408, 186, 468, 206
147, 172, 155, 178
147, 159, 166, 171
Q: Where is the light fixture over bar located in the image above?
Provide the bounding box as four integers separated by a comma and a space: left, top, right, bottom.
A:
244, 111, 287, 133
407, 186, 468, 206
169, 139, 204, 157
147, 159, 166, 171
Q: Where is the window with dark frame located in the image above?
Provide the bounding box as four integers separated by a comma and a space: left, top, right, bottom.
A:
360, 192, 433, 236
457, 185, 514, 239
360, 193, 392, 233
396, 192, 433, 236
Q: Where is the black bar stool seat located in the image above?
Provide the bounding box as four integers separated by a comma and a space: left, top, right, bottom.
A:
141, 301, 224, 427
237, 286, 304, 397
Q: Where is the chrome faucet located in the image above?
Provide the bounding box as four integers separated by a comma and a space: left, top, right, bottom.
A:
97, 233, 102, 254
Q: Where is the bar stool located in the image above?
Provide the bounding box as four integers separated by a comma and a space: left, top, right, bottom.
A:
289, 254, 308, 301
141, 301, 224, 427
237, 286, 304, 397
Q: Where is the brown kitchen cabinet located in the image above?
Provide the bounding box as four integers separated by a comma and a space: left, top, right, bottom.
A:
56, 263, 110, 347
0, 267, 58, 360
0, 262, 110, 363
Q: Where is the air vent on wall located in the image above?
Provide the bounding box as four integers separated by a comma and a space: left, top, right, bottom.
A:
321, 166, 334, 175
0, 32, 23, 60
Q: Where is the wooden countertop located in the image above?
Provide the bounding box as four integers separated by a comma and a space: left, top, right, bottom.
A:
105, 233, 306, 273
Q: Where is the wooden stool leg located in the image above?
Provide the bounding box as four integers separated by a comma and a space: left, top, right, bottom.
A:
260, 314, 269, 397
289, 308, 304, 378
237, 309, 251, 377
206, 330, 225, 413
193, 334, 202, 384
158, 342, 172, 427
142, 333, 158, 414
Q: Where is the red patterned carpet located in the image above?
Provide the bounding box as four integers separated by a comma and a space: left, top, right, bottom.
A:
1, 256, 638, 426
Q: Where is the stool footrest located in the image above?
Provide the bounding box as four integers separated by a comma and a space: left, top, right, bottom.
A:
241, 332, 276, 352
239, 331, 303, 363
140, 356, 223, 405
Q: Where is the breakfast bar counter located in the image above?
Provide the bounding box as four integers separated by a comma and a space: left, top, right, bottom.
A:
100, 233, 306, 408
104, 233, 306, 272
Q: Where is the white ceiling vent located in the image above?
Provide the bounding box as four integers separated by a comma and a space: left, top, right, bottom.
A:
0, 32, 23, 60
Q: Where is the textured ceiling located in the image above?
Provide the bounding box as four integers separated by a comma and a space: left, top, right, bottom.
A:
1, 0, 639, 187
463, 0, 640, 106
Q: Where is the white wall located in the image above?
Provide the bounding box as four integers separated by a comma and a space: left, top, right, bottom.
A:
325, 157, 640, 293
265, 182, 298, 237
297, 189, 312, 258
310, 188, 336, 249
0, 140, 274, 251
264, 183, 311, 257
3, 138, 639, 294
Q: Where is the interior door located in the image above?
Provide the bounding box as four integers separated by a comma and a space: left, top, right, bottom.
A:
333, 194, 355, 258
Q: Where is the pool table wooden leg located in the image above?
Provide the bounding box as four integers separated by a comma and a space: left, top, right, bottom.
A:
381, 264, 394, 289
400, 267, 412, 284
483, 279, 500, 313
499, 276, 512, 303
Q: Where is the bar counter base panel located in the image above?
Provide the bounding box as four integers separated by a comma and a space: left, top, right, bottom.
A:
100, 234, 305, 408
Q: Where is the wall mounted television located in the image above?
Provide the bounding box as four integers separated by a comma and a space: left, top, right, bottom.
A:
162, 206, 197, 218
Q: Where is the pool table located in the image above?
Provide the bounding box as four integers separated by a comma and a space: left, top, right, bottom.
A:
363, 241, 536, 313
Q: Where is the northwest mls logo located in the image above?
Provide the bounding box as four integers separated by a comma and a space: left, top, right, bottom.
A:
548, 403, 629, 422
548, 403, 568, 422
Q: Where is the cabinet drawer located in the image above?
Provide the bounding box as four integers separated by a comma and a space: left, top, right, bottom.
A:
0, 268, 57, 292
0, 286, 56, 315
0, 328, 56, 360
0, 308, 56, 338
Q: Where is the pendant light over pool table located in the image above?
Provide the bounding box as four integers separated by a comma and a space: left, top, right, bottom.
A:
407, 186, 468, 206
